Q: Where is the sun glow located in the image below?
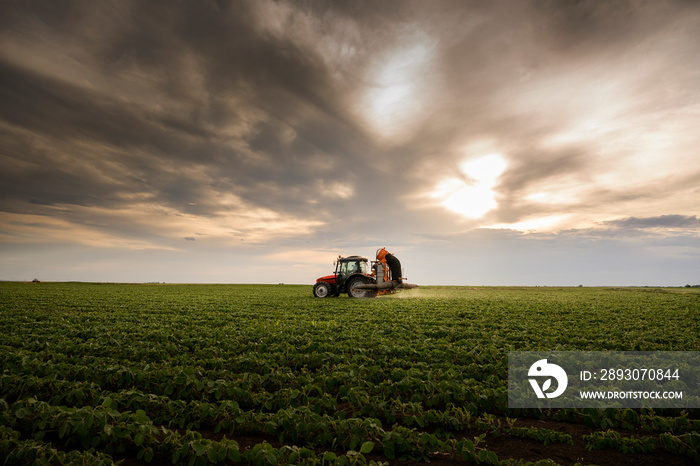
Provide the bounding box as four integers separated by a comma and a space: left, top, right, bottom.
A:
431, 153, 507, 219
485, 214, 571, 232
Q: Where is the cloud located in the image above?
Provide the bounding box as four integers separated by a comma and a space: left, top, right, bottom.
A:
1, 0, 699, 284
602, 215, 700, 231
262, 248, 344, 267
0, 0, 382, 243
0, 196, 323, 249
0, 210, 176, 250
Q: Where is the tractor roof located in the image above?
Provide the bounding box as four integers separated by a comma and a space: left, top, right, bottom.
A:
340, 255, 368, 262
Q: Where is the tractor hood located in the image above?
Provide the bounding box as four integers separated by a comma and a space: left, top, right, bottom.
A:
316, 274, 336, 283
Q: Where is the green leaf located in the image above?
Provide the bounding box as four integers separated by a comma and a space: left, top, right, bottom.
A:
384, 443, 395, 460
487, 450, 498, 463
192, 441, 207, 456
206, 445, 218, 463
360, 441, 374, 454
227, 448, 241, 461
462, 439, 474, 453
135, 409, 150, 423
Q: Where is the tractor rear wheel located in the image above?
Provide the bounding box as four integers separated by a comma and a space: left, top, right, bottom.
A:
313, 281, 332, 298
347, 276, 377, 298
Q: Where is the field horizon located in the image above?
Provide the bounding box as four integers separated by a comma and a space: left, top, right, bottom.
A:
5, 281, 700, 289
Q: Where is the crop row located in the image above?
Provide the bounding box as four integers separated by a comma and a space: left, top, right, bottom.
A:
4, 361, 698, 439
2, 399, 391, 465
5, 393, 697, 464
583, 429, 699, 459
1, 350, 504, 416
1, 397, 526, 464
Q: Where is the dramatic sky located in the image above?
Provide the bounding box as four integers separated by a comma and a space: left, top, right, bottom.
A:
1, 0, 699, 286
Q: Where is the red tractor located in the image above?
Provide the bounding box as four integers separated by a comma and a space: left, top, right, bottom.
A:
313, 248, 418, 298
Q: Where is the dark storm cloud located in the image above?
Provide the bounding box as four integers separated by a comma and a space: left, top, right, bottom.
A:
0, 0, 385, 226
603, 215, 700, 230
0, 58, 224, 218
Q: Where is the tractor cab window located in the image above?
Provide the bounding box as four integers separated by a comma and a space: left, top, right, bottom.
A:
340, 260, 367, 275
340, 261, 356, 275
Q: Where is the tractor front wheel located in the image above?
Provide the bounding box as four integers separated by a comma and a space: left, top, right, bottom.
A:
313, 281, 332, 298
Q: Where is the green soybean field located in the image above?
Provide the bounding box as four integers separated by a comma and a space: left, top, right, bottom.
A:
1, 282, 698, 465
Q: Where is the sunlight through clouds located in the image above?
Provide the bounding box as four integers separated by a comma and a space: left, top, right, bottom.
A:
431, 153, 507, 219
486, 214, 572, 233
363, 35, 435, 139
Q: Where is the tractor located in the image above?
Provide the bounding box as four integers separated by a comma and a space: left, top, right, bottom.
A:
313, 248, 418, 298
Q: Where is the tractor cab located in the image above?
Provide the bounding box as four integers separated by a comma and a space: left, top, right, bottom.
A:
313, 255, 375, 298
336, 255, 369, 278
